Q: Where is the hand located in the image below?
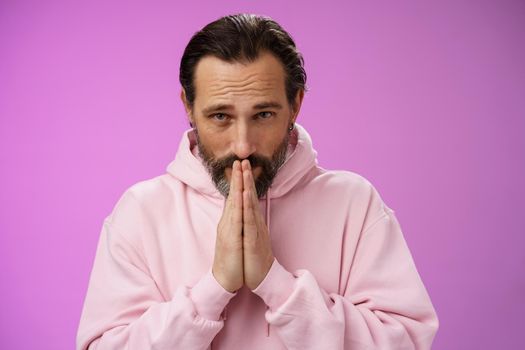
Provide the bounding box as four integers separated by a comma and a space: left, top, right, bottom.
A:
241, 160, 275, 290
212, 160, 244, 293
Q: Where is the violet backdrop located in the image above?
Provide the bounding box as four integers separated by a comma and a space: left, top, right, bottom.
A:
1, 0, 524, 349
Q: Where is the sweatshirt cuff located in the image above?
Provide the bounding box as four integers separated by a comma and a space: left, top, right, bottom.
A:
252, 258, 296, 310
190, 269, 237, 321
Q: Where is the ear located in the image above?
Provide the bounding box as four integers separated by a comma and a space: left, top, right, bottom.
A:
290, 89, 305, 124
180, 89, 194, 125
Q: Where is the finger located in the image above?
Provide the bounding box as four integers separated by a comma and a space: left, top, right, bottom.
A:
241, 160, 256, 198
224, 161, 236, 208
244, 164, 266, 237
223, 160, 239, 220
243, 185, 257, 241
243, 161, 264, 225
232, 160, 243, 227
227, 160, 242, 200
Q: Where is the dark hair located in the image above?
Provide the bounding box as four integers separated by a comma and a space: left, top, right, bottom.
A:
179, 13, 307, 108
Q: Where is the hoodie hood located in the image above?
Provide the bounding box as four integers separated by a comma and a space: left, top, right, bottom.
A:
166, 123, 318, 200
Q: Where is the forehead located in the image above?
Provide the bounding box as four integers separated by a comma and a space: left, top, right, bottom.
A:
192, 52, 287, 108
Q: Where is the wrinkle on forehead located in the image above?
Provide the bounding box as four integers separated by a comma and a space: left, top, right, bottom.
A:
207, 74, 277, 97
193, 53, 286, 105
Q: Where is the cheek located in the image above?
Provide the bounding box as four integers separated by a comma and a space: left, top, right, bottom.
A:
253, 123, 285, 151
263, 128, 287, 153
198, 128, 228, 153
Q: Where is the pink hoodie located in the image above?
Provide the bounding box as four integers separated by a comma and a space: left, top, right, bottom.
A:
77, 124, 438, 349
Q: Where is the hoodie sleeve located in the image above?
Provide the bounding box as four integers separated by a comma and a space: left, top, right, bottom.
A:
252, 207, 439, 349
76, 193, 236, 350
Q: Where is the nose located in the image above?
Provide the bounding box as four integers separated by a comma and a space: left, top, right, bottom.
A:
232, 121, 256, 160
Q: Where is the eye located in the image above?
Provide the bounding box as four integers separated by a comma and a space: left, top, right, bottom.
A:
256, 111, 274, 119
211, 113, 229, 122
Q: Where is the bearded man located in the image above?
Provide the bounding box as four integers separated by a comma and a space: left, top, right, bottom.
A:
77, 13, 438, 350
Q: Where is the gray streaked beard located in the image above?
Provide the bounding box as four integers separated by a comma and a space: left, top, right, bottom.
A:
196, 130, 289, 198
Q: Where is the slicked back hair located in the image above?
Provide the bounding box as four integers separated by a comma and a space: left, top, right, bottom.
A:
180, 14, 307, 109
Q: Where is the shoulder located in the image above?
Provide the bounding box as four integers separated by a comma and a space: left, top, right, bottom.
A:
125, 173, 179, 202
306, 167, 392, 223
315, 168, 373, 188
311, 168, 379, 199
106, 174, 180, 234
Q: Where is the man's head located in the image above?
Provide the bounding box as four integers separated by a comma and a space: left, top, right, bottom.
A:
179, 14, 307, 198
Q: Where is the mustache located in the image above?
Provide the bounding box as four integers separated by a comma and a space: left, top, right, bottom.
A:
207, 153, 273, 172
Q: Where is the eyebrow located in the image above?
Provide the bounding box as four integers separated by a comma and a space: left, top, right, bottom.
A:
253, 101, 283, 110
202, 101, 284, 115
202, 103, 234, 116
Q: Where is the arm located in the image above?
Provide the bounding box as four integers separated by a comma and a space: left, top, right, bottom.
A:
76, 195, 236, 350
252, 208, 439, 350
77, 159, 245, 350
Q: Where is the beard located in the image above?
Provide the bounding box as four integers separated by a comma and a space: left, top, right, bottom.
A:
196, 130, 289, 199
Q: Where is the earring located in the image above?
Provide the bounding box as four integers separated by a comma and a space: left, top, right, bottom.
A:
288, 123, 294, 131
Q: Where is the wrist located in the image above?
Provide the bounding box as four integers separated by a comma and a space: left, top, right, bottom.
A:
212, 266, 239, 293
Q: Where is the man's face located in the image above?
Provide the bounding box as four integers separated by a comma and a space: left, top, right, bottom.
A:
183, 51, 302, 198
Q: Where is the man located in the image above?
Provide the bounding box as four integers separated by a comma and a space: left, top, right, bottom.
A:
77, 13, 438, 349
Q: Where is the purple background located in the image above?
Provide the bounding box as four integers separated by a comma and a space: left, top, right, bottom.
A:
1, 0, 524, 349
